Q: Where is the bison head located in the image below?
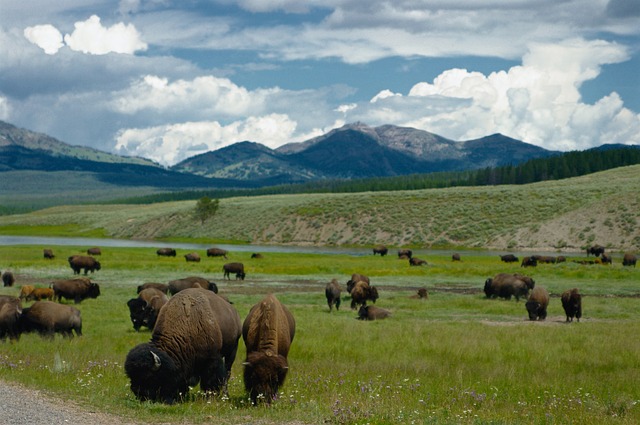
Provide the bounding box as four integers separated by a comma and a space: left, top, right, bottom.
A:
125, 343, 183, 404
127, 298, 147, 331
483, 278, 493, 297
87, 283, 101, 299
243, 351, 288, 404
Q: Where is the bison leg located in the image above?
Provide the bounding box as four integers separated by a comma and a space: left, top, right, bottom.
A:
199, 359, 227, 395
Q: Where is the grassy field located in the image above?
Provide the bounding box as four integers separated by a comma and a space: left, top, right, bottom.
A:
1, 245, 639, 424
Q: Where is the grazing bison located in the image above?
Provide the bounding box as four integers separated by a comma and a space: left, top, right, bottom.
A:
68, 255, 101, 275
29, 287, 54, 301
398, 249, 413, 259
409, 257, 427, 266
87, 247, 102, 255
600, 253, 612, 265
521, 256, 537, 267
125, 289, 242, 403
242, 294, 295, 404
156, 248, 176, 257
2, 271, 15, 287
127, 288, 169, 331
251, 253, 263, 259
358, 305, 391, 321
168, 277, 218, 295
525, 286, 549, 321
586, 244, 605, 257
52, 278, 100, 304
325, 279, 342, 312
410, 288, 429, 299
137, 282, 169, 294
372, 245, 388, 256
19, 285, 35, 300
184, 252, 201, 262
500, 254, 519, 263
622, 253, 637, 267
346, 273, 370, 293
43, 249, 55, 259
350, 280, 379, 309
20, 301, 82, 338
452, 253, 461, 261
223, 263, 246, 280
561, 288, 582, 322
484, 273, 533, 301
556, 256, 567, 263
0, 295, 22, 342
533, 255, 556, 264
207, 248, 228, 259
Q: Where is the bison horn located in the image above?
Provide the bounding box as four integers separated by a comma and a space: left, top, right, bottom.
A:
150, 351, 161, 371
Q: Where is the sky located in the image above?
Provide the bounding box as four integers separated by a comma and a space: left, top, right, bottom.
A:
0, 1, 639, 167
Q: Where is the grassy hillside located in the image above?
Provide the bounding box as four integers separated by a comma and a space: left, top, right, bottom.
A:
0, 165, 639, 251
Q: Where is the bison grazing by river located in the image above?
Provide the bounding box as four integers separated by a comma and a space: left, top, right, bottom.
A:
500, 254, 519, 263
52, 278, 100, 304
525, 287, 549, 321
87, 247, 102, 255
125, 289, 242, 403
156, 248, 176, 257
586, 244, 605, 257
398, 249, 413, 259
20, 301, 82, 338
622, 253, 637, 267
223, 263, 245, 280
68, 255, 101, 275
184, 252, 201, 262
561, 288, 582, 322
484, 273, 534, 301
207, 248, 228, 259
242, 294, 295, 404
372, 245, 388, 256
43, 249, 55, 259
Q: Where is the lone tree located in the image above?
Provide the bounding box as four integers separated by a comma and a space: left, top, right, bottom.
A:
194, 196, 219, 224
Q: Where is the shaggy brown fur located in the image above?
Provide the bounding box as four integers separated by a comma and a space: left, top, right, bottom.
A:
346, 273, 369, 293
484, 273, 532, 301
622, 253, 637, 267
156, 248, 176, 257
357, 305, 391, 320
223, 263, 245, 280
184, 252, 200, 262
350, 281, 379, 309
325, 279, 342, 312
51, 278, 100, 304
68, 255, 101, 275
372, 245, 388, 256
561, 288, 582, 322
2, 271, 15, 287
43, 249, 55, 259
207, 248, 228, 258
168, 277, 217, 295
20, 301, 82, 338
137, 282, 169, 294
525, 287, 549, 321
0, 295, 22, 342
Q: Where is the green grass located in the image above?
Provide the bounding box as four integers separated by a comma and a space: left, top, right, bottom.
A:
1, 245, 639, 424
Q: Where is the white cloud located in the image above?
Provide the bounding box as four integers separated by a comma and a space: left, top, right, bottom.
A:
63, 15, 147, 55
23, 24, 64, 54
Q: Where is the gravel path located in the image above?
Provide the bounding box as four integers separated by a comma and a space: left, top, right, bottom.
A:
0, 380, 136, 425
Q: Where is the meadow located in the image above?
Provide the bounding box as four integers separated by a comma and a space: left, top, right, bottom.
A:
1, 244, 639, 424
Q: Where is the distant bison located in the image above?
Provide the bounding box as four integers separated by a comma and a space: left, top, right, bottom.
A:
156, 248, 176, 257
600, 253, 612, 265
125, 289, 242, 403
500, 254, 519, 263
29, 287, 54, 301
137, 282, 169, 294
586, 244, 605, 257
20, 301, 82, 339
350, 280, 379, 310
2, 271, 15, 287
525, 286, 549, 321
372, 245, 388, 256
410, 288, 429, 299
520, 256, 537, 267
242, 294, 295, 404
184, 252, 201, 262
68, 255, 101, 275
168, 276, 218, 295
251, 253, 263, 259
409, 257, 427, 266
532, 255, 556, 264
398, 249, 413, 259
358, 305, 391, 321
52, 278, 100, 304
223, 263, 245, 280
207, 248, 228, 259
346, 273, 370, 293
127, 288, 169, 331
325, 279, 342, 312
43, 249, 55, 259
561, 288, 582, 322
0, 295, 23, 342
484, 273, 534, 301
87, 247, 102, 256
452, 253, 461, 262
622, 253, 637, 267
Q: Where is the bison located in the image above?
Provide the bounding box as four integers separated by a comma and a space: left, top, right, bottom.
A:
43, 249, 55, 259
137, 282, 169, 294
0, 295, 22, 342
561, 288, 582, 322
2, 271, 15, 287
29, 287, 54, 301
346, 273, 369, 293
124, 289, 242, 403
184, 252, 201, 262
409, 257, 427, 266
156, 248, 176, 257
410, 288, 429, 299
484, 273, 533, 301
525, 287, 549, 321
68, 255, 101, 275
520, 256, 537, 267
52, 278, 100, 304
500, 254, 519, 263
87, 247, 102, 255
398, 249, 413, 259
168, 277, 218, 295
372, 245, 388, 256
207, 248, 228, 259
325, 279, 342, 312
622, 253, 637, 267
127, 288, 169, 331
452, 253, 461, 261
600, 253, 612, 265
20, 301, 82, 339
350, 280, 379, 310
242, 294, 295, 404
357, 305, 391, 321
223, 263, 245, 280
251, 253, 263, 259
586, 244, 605, 257
19, 285, 35, 300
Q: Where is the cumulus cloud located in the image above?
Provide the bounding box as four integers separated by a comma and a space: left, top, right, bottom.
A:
23, 24, 64, 54
64, 15, 147, 55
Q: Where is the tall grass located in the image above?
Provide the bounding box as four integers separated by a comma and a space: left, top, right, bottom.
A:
0, 245, 639, 424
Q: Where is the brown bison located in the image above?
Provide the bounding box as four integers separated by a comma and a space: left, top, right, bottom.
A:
520, 256, 537, 267
586, 244, 605, 257
372, 245, 388, 256
0, 295, 23, 342
87, 247, 102, 255
127, 288, 169, 331
251, 253, 263, 259
533, 255, 556, 264
2, 271, 15, 287
52, 278, 100, 304
43, 249, 55, 259
525, 286, 549, 321
358, 305, 391, 321
68, 255, 101, 275
410, 288, 429, 299
156, 248, 176, 257
346, 273, 370, 293
207, 248, 228, 259
19, 285, 35, 300
600, 253, 612, 265
125, 289, 242, 403
223, 263, 246, 280
452, 253, 461, 261
242, 294, 295, 404
484, 273, 533, 301
622, 253, 637, 267
409, 257, 427, 266
561, 288, 582, 322
29, 287, 54, 301
137, 282, 169, 294
168, 277, 218, 295
184, 252, 201, 262
350, 280, 379, 309
500, 254, 519, 263
20, 301, 82, 338
398, 249, 413, 259
325, 279, 342, 312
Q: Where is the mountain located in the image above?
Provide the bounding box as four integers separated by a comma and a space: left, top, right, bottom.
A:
173, 123, 558, 180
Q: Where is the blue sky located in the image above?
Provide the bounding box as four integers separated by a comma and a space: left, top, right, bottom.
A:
0, 0, 638, 166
